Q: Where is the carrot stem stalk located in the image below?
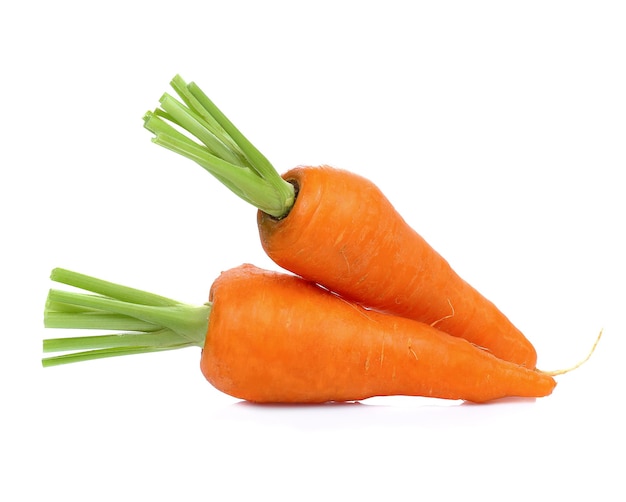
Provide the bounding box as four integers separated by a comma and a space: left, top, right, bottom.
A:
43, 329, 188, 353
44, 311, 160, 332
49, 268, 180, 306
143, 75, 294, 218
42, 268, 210, 367
43, 345, 193, 367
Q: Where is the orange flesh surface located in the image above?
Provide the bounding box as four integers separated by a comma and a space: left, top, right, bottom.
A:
200, 264, 554, 404
257, 166, 538, 369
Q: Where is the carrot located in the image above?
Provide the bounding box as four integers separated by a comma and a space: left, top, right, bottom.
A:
143, 75, 537, 368
42, 264, 556, 403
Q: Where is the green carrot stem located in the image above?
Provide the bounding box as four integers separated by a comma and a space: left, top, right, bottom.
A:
50, 268, 180, 307
184, 80, 271, 178
45, 300, 98, 314
147, 127, 284, 212
144, 74, 295, 219
158, 92, 246, 167
42, 345, 194, 368
169, 76, 244, 158
44, 311, 160, 332
46, 289, 208, 342
42, 268, 210, 367
43, 328, 189, 353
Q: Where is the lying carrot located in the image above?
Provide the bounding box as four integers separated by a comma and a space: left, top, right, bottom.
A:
42, 264, 556, 403
143, 75, 537, 368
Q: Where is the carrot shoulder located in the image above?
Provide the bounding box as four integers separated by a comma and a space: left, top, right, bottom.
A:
42, 265, 554, 404
144, 75, 537, 368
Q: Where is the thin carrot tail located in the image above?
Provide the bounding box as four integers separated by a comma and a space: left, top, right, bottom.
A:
540, 329, 603, 377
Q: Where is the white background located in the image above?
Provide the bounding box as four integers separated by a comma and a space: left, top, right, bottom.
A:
2, 1, 625, 500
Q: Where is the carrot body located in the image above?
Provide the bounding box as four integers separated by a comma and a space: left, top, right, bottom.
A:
257, 165, 537, 369
200, 264, 554, 403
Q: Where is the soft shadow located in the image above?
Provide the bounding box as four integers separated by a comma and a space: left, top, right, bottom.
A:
208, 395, 543, 431
461, 396, 538, 406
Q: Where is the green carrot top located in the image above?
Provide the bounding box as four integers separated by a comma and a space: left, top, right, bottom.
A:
42, 268, 210, 367
143, 75, 295, 218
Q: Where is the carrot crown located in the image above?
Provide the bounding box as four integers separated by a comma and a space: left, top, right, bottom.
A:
143, 75, 294, 219
43, 269, 210, 367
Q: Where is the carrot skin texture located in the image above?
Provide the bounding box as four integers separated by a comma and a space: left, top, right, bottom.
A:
200, 264, 554, 404
257, 166, 538, 369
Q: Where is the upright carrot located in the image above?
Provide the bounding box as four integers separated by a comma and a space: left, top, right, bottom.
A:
42, 265, 556, 403
143, 75, 537, 368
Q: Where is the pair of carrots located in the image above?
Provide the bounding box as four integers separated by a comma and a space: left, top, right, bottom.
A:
43, 75, 594, 403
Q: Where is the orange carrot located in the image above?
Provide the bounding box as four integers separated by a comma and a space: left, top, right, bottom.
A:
144, 75, 537, 368
256, 165, 537, 368
42, 265, 555, 403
